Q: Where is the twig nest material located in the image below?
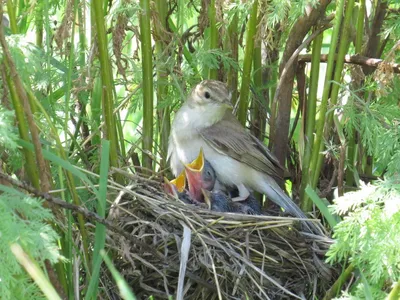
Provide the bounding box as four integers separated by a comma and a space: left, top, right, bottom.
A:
107, 175, 334, 299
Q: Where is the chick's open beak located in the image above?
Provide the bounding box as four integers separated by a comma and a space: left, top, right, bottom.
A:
184, 149, 205, 202
171, 171, 186, 192
163, 171, 186, 196
163, 177, 177, 196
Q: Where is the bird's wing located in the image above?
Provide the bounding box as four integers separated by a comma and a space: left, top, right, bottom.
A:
199, 112, 284, 181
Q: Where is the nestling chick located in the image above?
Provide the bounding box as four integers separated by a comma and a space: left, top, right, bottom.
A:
163, 172, 200, 205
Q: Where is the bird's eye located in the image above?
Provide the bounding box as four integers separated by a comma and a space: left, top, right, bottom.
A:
204, 91, 211, 99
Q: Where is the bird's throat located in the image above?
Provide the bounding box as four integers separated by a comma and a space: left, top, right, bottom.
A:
176, 103, 226, 134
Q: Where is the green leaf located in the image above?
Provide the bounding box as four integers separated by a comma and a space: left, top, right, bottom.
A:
101, 250, 136, 300
85, 140, 110, 300
305, 185, 340, 228
17, 139, 99, 199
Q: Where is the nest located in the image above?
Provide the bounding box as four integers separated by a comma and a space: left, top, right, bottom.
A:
106, 172, 334, 299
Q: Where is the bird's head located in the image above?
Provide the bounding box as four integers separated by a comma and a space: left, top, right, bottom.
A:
187, 80, 233, 111
184, 149, 216, 202
163, 171, 186, 196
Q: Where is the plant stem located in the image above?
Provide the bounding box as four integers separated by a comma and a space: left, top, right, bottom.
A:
139, 0, 154, 172
226, 6, 238, 104
345, 0, 365, 187
92, 0, 120, 172
4, 64, 39, 188
155, 0, 170, 171
238, 0, 258, 126
208, 0, 218, 80
322, 263, 355, 300
35, 2, 43, 47
355, 0, 365, 52
300, 31, 323, 210
309, 0, 346, 187
313, 0, 355, 187
388, 279, 400, 300
6, 0, 18, 33
250, 25, 263, 140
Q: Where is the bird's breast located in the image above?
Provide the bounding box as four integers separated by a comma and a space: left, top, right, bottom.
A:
169, 129, 260, 191
205, 152, 255, 188
169, 130, 207, 176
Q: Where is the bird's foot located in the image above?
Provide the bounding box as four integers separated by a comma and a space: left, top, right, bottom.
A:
231, 195, 249, 202
231, 184, 250, 202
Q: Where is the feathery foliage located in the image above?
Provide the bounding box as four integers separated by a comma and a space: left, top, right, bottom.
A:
0, 190, 61, 299
1, 0, 400, 298
327, 179, 400, 299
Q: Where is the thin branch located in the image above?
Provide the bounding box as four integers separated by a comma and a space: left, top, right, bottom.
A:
277, 24, 332, 94
298, 54, 400, 73
363, 1, 388, 75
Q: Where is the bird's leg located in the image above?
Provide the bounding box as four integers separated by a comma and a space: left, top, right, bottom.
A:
231, 183, 250, 202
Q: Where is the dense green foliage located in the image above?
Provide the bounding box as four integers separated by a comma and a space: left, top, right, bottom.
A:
0, 110, 61, 299
0, 192, 61, 299
328, 180, 400, 299
1, 0, 400, 299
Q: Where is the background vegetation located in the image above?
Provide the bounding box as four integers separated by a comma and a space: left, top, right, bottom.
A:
0, 0, 400, 299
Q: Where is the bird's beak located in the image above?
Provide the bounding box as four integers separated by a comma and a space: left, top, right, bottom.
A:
171, 170, 186, 192
202, 188, 211, 209
186, 148, 205, 171
222, 102, 233, 110
163, 171, 186, 197
184, 149, 205, 202
163, 177, 178, 197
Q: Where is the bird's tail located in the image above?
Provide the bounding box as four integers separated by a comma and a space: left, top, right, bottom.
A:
264, 181, 322, 235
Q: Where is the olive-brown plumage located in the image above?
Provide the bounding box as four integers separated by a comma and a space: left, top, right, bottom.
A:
168, 80, 320, 233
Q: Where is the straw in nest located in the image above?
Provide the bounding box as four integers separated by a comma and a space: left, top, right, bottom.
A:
106, 172, 335, 300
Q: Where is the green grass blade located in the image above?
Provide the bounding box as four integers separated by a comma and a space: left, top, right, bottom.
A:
6, 0, 18, 33
388, 279, 400, 300
10, 243, 62, 300
359, 270, 373, 300
101, 250, 136, 300
85, 140, 110, 300
305, 185, 340, 229
18, 139, 99, 198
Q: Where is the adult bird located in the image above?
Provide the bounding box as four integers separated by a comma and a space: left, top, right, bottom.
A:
168, 80, 319, 233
